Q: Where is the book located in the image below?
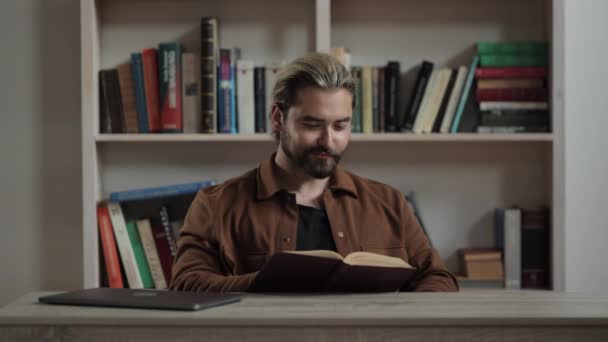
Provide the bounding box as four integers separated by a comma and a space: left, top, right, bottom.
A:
384, 61, 400, 132
253, 66, 266, 133
116, 62, 139, 133
401, 60, 433, 132
479, 54, 548, 67
521, 207, 550, 289
158, 42, 182, 132
479, 101, 548, 111
351, 67, 363, 133
218, 48, 233, 133
494, 208, 521, 289
361, 66, 373, 133
476, 42, 548, 56
182, 52, 201, 133
475, 67, 547, 79
236, 60, 255, 134
432, 68, 457, 132
136, 219, 168, 289
97, 206, 124, 288
475, 88, 548, 102
248, 250, 416, 293
130, 53, 149, 133
125, 221, 155, 288
99, 69, 123, 134
141, 48, 161, 132
458, 248, 504, 280
439, 65, 467, 133
477, 78, 544, 89
450, 55, 479, 133
106, 202, 143, 289
109, 180, 215, 202
421, 68, 452, 133
200, 17, 219, 133
412, 69, 438, 133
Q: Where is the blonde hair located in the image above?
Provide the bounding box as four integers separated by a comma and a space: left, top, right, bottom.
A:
272, 53, 355, 139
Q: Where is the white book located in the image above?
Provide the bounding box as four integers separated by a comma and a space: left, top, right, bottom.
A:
361, 66, 373, 133
265, 62, 285, 132
422, 68, 453, 133
181, 53, 201, 133
479, 101, 548, 111
236, 60, 255, 134
106, 202, 143, 289
440, 66, 468, 133
503, 209, 522, 289
412, 70, 438, 133
136, 219, 167, 289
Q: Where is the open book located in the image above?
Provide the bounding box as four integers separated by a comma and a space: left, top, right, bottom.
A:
248, 250, 416, 293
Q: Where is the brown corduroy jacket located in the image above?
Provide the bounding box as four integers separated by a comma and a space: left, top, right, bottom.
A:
170, 155, 459, 292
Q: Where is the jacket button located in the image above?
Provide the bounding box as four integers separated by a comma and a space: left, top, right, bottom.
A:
337, 232, 344, 238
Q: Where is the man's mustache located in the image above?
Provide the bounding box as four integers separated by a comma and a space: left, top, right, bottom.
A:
304, 146, 340, 159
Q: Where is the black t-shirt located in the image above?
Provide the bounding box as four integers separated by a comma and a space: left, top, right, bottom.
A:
295, 205, 337, 251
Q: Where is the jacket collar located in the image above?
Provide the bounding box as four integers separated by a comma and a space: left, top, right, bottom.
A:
256, 153, 358, 200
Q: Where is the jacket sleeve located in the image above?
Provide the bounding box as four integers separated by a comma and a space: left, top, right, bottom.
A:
169, 190, 257, 292
399, 195, 459, 292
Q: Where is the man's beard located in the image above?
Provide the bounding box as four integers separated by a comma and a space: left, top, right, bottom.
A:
280, 128, 343, 179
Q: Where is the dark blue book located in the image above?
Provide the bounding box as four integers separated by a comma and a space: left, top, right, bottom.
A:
130, 53, 149, 133
109, 180, 215, 202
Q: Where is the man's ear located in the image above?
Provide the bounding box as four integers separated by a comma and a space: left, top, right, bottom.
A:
270, 104, 284, 133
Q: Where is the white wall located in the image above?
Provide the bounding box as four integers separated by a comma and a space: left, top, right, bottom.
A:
562, 0, 608, 293
0, 0, 82, 306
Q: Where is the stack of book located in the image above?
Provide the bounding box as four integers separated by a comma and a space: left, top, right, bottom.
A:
474, 42, 550, 133
97, 181, 214, 289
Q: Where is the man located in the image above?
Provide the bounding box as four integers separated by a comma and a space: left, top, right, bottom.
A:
170, 53, 458, 292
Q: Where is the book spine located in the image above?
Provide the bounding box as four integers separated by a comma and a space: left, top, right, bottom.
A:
254, 66, 266, 133
125, 221, 155, 288
476, 88, 548, 101
479, 101, 548, 111
218, 49, 232, 133
160, 206, 177, 257
378, 66, 385, 132
477, 42, 548, 55
385, 61, 400, 132
200, 17, 218, 133
432, 69, 457, 133
440, 66, 467, 133
351, 67, 363, 133
521, 208, 550, 289
477, 78, 544, 89
130, 53, 149, 133
237, 60, 255, 134
401, 61, 433, 131
476, 125, 549, 133
99, 69, 123, 134
151, 224, 174, 284
181, 52, 201, 133
106, 202, 143, 289
159, 42, 183, 132
451, 56, 479, 133
230, 60, 237, 133
504, 208, 522, 289
479, 54, 548, 67
116, 63, 139, 133
372, 67, 379, 132
412, 70, 438, 133
136, 219, 168, 289
97, 206, 124, 288
361, 66, 373, 133
141, 48, 161, 132
422, 68, 452, 133
109, 180, 215, 202
475, 67, 548, 79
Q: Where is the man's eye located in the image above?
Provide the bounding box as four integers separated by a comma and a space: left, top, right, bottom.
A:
334, 123, 349, 130
303, 123, 320, 128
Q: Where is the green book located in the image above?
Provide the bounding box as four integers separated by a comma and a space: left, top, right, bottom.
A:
125, 221, 155, 288
477, 42, 548, 55
479, 54, 548, 67
351, 67, 362, 133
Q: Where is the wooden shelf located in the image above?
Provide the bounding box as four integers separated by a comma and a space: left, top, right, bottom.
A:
95, 133, 553, 143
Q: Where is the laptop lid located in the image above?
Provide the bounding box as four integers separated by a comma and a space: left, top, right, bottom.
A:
38, 288, 243, 311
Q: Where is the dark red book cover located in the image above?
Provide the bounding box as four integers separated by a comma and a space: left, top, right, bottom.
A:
142, 48, 161, 132
475, 67, 548, 79
476, 88, 548, 101
151, 224, 174, 285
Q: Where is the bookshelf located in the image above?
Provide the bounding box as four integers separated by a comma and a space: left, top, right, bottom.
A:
81, 0, 564, 290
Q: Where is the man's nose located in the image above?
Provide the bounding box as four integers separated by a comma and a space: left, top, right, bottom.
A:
317, 127, 333, 149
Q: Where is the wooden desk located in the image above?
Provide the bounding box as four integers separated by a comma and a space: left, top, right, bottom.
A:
1, 291, 608, 341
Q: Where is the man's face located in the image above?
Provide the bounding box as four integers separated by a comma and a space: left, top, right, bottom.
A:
278, 87, 353, 179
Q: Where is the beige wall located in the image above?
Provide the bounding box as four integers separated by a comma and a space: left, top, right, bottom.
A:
0, 0, 82, 306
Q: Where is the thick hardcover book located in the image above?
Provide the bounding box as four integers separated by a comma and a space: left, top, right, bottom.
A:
384, 61, 400, 132
116, 63, 139, 133
236, 60, 255, 134
401, 60, 433, 132
477, 42, 548, 56
109, 180, 215, 202
253, 66, 266, 133
200, 17, 218, 133
159, 42, 183, 132
476, 88, 548, 102
218, 49, 233, 133
477, 78, 544, 89
151, 224, 174, 283
97, 206, 124, 288
521, 207, 550, 289
475, 67, 547, 79
249, 250, 416, 293
142, 48, 162, 132
130, 53, 149, 133
99, 69, 123, 133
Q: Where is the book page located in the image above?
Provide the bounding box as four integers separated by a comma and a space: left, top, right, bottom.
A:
285, 250, 343, 260
343, 252, 412, 268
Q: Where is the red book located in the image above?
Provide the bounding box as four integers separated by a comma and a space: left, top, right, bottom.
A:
97, 206, 124, 288
151, 224, 174, 284
475, 67, 548, 79
475, 88, 548, 102
142, 48, 161, 132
